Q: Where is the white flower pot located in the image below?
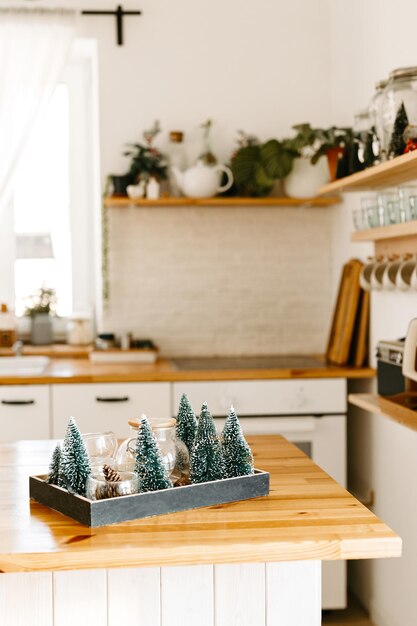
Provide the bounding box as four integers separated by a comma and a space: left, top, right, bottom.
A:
284, 156, 329, 198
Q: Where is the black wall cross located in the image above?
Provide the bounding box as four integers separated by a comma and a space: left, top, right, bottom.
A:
82, 5, 142, 46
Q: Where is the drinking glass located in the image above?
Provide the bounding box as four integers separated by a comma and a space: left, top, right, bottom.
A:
82, 431, 118, 470
407, 195, 417, 221
361, 197, 381, 228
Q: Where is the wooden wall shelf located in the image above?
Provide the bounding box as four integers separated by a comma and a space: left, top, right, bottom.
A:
319, 150, 417, 195
351, 220, 417, 242
349, 393, 417, 433
104, 196, 341, 208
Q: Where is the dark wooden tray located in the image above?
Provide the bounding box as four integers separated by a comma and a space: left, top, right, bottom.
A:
29, 470, 270, 527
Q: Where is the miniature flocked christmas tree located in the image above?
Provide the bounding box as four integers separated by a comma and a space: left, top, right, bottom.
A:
221, 407, 254, 478
135, 415, 173, 492
47, 442, 62, 486
389, 102, 409, 157
190, 403, 225, 484
60, 417, 92, 495
176, 393, 198, 453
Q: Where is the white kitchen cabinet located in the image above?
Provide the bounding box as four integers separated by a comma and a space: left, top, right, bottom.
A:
172, 379, 346, 416
52, 383, 171, 438
0, 385, 50, 442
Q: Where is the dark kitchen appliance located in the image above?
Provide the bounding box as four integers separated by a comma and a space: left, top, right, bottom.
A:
376, 339, 406, 396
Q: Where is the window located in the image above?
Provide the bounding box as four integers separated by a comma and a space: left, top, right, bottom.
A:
13, 84, 72, 316
1, 39, 101, 323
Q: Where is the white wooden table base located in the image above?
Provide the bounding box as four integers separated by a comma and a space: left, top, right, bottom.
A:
0, 562, 321, 626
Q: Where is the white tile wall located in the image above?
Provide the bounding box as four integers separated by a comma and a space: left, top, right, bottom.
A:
103, 206, 333, 356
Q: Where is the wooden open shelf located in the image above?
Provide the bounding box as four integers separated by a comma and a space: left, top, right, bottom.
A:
349, 393, 417, 432
104, 195, 341, 208
319, 150, 417, 195
351, 220, 417, 242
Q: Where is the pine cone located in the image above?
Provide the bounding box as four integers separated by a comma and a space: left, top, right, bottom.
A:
103, 464, 121, 482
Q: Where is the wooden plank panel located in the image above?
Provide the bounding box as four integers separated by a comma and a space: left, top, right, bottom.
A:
319, 149, 417, 194
53, 570, 107, 626
349, 392, 417, 432
215, 563, 265, 626
108, 567, 160, 626
104, 196, 341, 208
266, 561, 321, 625
0, 572, 52, 626
161, 565, 213, 626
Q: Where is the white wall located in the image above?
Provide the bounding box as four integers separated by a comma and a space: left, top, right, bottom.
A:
328, 2, 417, 624
78, 0, 336, 353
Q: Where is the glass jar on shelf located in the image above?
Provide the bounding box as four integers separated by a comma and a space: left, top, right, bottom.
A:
382, 66, 417, 158
115, 417, 189, 485
368, 79, 388, 161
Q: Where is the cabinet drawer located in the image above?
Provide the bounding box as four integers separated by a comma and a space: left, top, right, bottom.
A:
52, 383, 171, 438
172, 379, 346, 416
0, 385, 50, 442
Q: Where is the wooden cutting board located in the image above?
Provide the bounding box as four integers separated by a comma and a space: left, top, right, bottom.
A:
350, 289, 370, 367
326, 259, 364, 366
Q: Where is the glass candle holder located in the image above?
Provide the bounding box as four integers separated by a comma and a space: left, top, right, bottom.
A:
116, 417, 190, 485
82, 431, 118, 471
86, 471, 139, 500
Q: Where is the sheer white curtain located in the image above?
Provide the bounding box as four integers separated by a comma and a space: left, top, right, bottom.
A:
0, 9, 76, 214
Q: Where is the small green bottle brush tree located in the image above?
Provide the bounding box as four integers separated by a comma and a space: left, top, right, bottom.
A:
55, 417, 92, 496
221, 406, 254, 478
176, 393, 198, 454
190, 403, 225, 483
134, 415, 173, 491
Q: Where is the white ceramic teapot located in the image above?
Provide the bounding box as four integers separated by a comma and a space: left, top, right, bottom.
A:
171, 161, 233, 198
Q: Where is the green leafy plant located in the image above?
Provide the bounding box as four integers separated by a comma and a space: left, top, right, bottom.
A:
124, 120, 168, 183
231, 139, 296, 197
24, 287, 57, 317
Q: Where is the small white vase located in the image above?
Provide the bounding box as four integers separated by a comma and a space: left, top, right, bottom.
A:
284, 156, 329, 198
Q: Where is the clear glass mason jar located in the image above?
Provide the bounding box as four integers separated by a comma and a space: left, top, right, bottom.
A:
382, 66, 417, 157
115, 417, 190, 485
368, 79, 388, 160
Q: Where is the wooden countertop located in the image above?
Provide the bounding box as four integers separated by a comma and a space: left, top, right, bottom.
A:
0, 435, 400, 572
349, 392, 417, 432
0, 354, 375, 385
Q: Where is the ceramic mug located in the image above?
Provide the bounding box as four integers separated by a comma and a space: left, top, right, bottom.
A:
396, 256, 417, 291
370, 259, 388, 290
359, 259, 376, 291
382, 257, 402, 290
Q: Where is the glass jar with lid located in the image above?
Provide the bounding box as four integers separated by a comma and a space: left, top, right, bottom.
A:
368, 79, 388, 161
115, 416, 190, 485
382, 66, 417, 158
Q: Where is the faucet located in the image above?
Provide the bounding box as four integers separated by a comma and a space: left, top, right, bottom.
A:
12, 340, 23, 357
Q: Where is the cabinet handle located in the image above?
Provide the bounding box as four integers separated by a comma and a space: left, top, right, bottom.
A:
1, 399, 35, 406
95, 396, 130, 403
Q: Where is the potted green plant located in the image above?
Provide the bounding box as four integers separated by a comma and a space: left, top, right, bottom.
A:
309, 126, 353, 181
24, 287, 57, 345
230, 132, 296, 197
283, 123, 331, 197
123, 120, 168, 191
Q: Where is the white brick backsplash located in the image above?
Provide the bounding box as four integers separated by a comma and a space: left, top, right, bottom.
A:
103, 206, 333, 356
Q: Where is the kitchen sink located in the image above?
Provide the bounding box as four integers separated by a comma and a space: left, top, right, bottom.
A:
0, 356, 51, 376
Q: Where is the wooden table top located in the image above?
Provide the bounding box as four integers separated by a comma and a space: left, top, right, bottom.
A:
0, 355, 375, 385
0, 435, 400, 572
